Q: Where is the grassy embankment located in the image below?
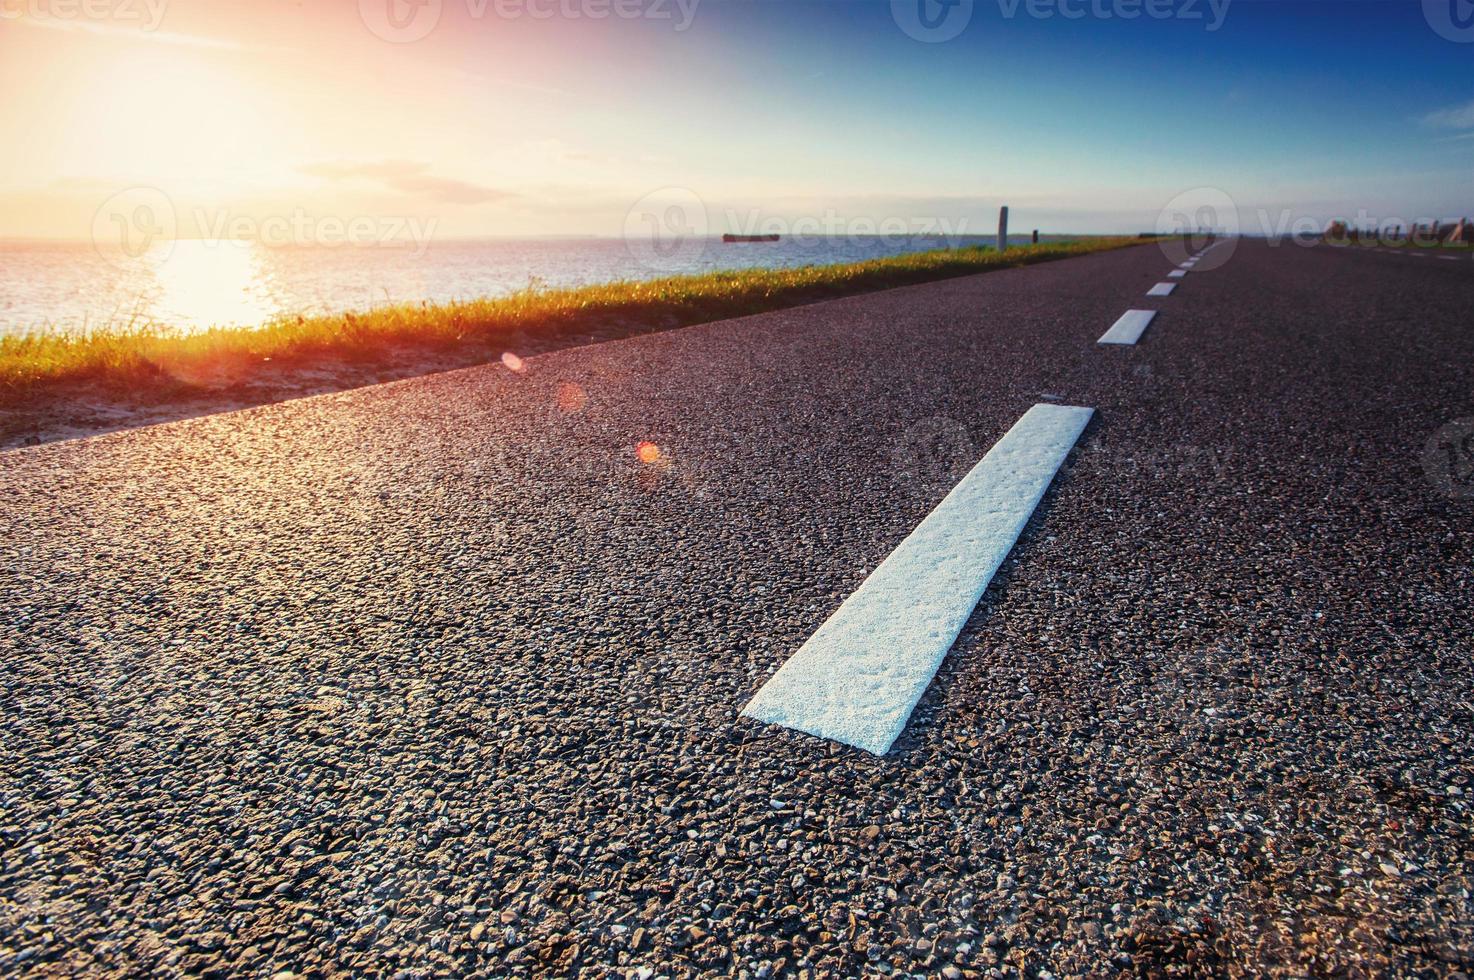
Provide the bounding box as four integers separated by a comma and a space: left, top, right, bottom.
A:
0, 237, 1141, 404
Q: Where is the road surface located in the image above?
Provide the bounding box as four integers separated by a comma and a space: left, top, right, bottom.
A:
2, 239, 1471, 977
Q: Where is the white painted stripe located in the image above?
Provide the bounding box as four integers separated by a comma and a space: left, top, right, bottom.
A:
1180, 262, 1196, 268
742, 403, 1093, 755
1439, 256, 1460, 261
1098, 309, 1157, 345
1147, 283, 1176, 296
1168, 270, 1187, 278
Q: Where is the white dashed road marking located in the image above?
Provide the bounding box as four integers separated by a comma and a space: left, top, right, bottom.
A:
1098, 309, 1157, 346
1168, 270, 1187, 279
1148, 283, 1176, 296
742, 403, 1094, 755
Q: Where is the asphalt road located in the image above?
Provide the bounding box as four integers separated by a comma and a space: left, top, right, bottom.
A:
2, 239, 1471, 978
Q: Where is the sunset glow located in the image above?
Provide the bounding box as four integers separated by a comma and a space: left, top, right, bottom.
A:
5, 1, 1471, 246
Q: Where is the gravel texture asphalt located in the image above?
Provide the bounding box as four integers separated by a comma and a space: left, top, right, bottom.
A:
2, 238, 1471, 978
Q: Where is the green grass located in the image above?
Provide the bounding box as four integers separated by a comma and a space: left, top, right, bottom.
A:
0, 237, 1141, 402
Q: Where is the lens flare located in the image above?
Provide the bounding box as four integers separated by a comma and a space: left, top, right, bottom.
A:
636, 441, 662, 464
501, 352, 526, 373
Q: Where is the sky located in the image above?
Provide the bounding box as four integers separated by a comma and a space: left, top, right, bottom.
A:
1, 0, 1472, 240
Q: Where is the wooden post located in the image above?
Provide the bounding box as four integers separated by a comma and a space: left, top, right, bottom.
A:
1032, 229, 1039, 244
997, 206, 1009, 252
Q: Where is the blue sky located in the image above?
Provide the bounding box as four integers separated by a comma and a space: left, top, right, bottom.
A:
662, 0, 1474, 228
1, 0, 1471, 237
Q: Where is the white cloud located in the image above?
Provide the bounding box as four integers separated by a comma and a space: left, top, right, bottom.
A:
6, 12, 292, 52
450, 69, 568, 98
1421, 98, 1474, 130
301, 161, 513, 206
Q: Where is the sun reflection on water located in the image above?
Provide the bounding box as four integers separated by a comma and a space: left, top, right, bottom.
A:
145, 240, 281, 331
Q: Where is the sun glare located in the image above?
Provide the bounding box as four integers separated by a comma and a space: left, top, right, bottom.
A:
63, 51, 276, 191
147, 241, 277, 330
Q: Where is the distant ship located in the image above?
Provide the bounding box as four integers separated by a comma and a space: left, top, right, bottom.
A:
723, 233, 780, 243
